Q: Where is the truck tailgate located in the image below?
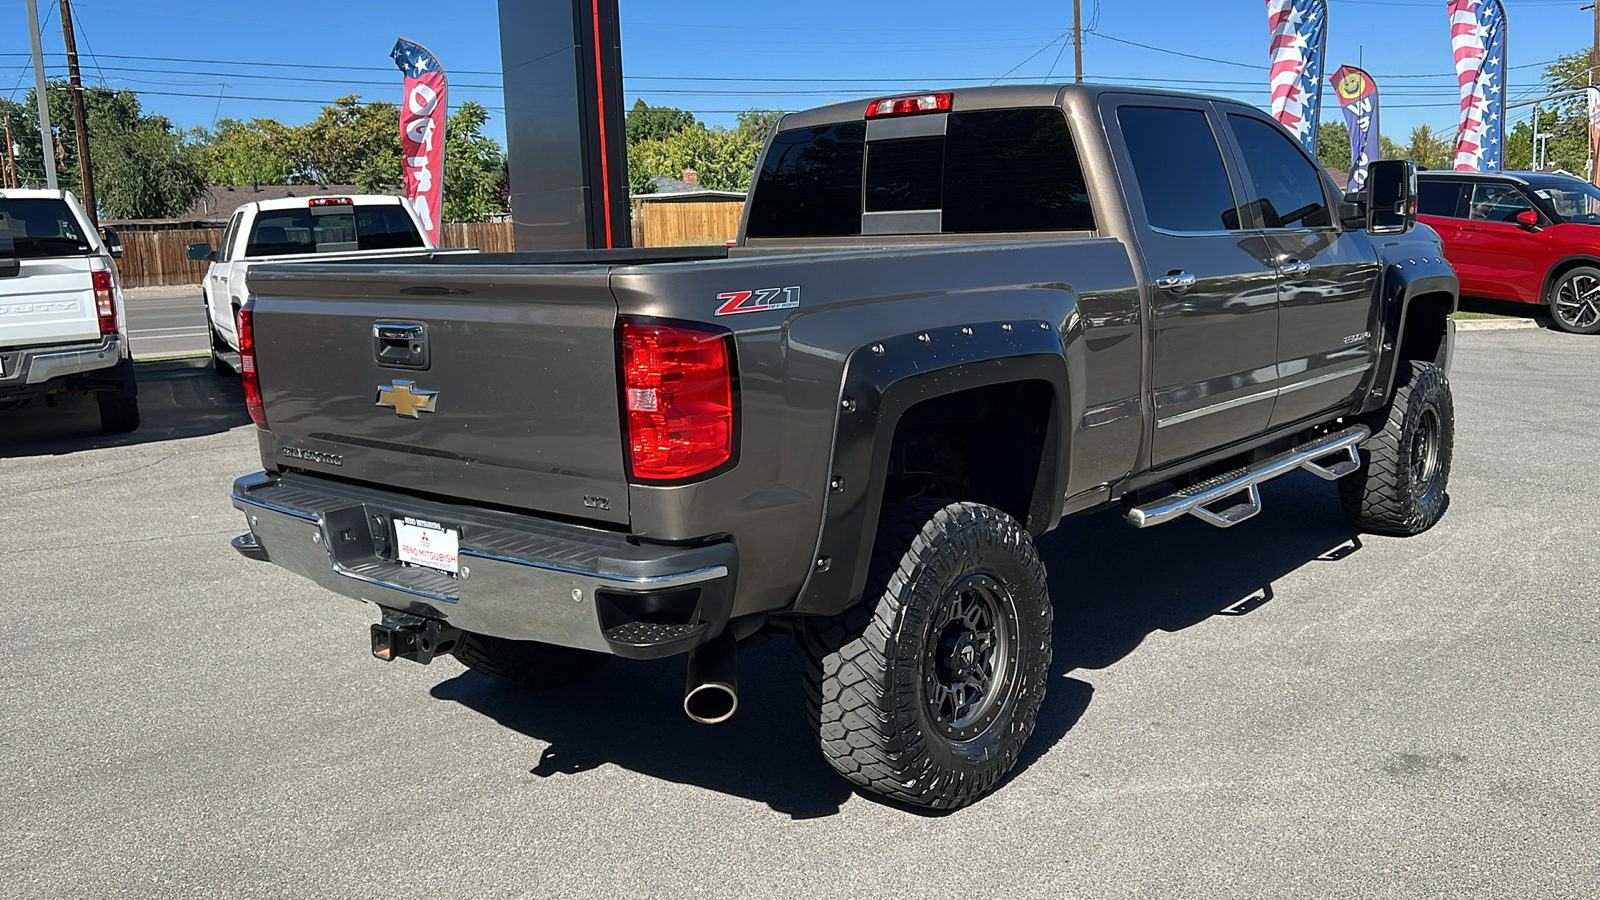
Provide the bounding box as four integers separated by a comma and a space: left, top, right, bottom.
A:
0, 259, 99, 347
248, 264, 631, 525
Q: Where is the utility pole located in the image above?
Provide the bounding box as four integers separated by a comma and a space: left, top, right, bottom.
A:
59, 0, 96, 224
24, 0, 56, 189
1073, 0, 1084, 84
3, 117, 15, 188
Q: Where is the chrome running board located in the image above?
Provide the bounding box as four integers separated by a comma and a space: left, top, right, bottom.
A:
1126, 425, 1370, 529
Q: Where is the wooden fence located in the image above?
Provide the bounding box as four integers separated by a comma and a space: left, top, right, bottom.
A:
116, 228, 224, 288
636, 201, 744, 248
112, 210, 742, 288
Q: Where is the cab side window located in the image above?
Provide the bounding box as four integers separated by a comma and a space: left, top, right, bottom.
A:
220, 212, 243, 262
1467, 183, 1534, 223
1118, 106, 1244, 233
1227, 114, 1332, 228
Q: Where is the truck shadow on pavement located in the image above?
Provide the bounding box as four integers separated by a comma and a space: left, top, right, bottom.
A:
433, 471, 1370, 819
0, 363, 251, 458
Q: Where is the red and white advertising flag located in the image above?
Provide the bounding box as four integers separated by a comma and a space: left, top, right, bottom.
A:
391, 37, 448, 247
1587, 87, 1600, 184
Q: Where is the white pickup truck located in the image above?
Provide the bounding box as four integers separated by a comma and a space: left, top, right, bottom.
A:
0, 188, 139, 433
189, 193, 471, 374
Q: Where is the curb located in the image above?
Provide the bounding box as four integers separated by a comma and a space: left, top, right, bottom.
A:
1455, 318, 1540, 332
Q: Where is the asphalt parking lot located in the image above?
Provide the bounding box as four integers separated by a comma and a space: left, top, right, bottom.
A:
1, 330, 1595, 899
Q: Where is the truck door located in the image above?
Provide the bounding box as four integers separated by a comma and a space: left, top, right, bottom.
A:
208, 210, 243, 342
1107, 98, 1280, 468
1222, 111, 1380, 429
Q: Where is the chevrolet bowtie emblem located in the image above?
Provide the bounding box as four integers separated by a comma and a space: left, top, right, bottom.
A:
376, 380, 439, 418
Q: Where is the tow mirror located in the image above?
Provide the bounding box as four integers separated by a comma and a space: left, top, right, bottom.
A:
1515, 209, 1542, 232
186, 242, 216, 262
1366, 160, 1417, 235
100, 226, 123, 259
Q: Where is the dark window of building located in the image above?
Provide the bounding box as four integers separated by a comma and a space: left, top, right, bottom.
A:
746, 122, 867, 238
1119, 106, 1243, 232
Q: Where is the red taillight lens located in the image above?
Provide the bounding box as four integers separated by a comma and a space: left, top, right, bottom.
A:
620, 320, 734, 481
92, 270, 117, 335
865, 92, 953, 119
309, 197, 353, 207
237, 303, 266, 427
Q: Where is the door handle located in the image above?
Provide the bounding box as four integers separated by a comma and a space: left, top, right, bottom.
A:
1155, 273, 1197, 294
373, 322, 430, 369
1277, 261, 1311, 278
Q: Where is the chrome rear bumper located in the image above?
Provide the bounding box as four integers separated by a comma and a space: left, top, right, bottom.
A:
230, 472, 737, 658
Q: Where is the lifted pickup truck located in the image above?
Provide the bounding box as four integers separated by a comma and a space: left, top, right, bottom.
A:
228, 85, 1458, 810
0, 189, 139, 433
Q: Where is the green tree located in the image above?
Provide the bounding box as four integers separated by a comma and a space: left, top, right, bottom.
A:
627, 123, 763, 195
1316, 121, 1352, 172
6, 82, 204, 218
625, 100, 697, 145
193, 118, 294, 186
1397, 125, 1455, 170
441, 101, 506, 222
736, 108, 785, 142
286, 95, 401, 189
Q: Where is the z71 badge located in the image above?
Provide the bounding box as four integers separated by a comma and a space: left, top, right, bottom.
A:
715, 286, 801, 316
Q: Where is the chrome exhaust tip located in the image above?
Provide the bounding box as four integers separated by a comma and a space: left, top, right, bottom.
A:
683, 628, 738, 725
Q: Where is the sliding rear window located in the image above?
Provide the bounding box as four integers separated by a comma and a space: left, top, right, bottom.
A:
746, 107, 1094, 238
245, 203, 424, 257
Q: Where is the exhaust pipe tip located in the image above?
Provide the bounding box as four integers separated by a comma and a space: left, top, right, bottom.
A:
684, 682, 738, 725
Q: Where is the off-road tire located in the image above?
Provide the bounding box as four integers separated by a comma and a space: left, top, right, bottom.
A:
1548, 266, 1600, 335
97, 395, 141, 434
1339, 360, 1453, 535
801, 499, 1053, 810
452, 632, 610, 689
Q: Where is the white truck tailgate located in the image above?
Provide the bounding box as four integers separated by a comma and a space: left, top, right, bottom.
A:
0, 257, 99, 348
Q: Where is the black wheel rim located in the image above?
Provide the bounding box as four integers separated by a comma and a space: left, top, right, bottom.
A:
922, 574, 1018, 741
1555, 274, 1600, 330
1410, 407, 1441, 499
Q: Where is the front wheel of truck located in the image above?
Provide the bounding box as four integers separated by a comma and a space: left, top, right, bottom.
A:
1339, 360, 1454, 535
801, 499, 1053, 811
452, 632, 610, 689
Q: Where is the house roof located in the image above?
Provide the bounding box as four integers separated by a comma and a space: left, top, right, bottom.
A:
186, 184, 399, 222
633, 175, 745, 202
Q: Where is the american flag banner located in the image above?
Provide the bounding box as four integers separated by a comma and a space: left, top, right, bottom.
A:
1447, 0, 1506, 172
1267, 0, 1328, 153
391, 37, 448, 246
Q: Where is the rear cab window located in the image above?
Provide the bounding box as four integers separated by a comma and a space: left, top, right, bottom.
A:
0, 198, 93, 260
244, 202, 424, 257
746, 105, 1095, 239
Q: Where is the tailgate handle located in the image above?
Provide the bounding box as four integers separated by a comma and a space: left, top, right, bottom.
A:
373, 322, 430, 370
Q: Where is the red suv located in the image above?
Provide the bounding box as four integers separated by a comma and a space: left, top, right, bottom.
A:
1418, 170, 1600, 334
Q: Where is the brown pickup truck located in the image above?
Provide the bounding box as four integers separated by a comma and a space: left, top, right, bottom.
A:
228, 85, 1458, 809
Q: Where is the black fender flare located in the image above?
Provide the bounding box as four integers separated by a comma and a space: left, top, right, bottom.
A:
1361, 254, 1457, 416
790, 319, 1069, 617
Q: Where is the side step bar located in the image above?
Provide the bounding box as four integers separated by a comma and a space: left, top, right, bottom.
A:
1126, 425, 1371, 529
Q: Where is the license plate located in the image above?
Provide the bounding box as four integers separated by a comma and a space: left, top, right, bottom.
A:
394, 517, 460, 574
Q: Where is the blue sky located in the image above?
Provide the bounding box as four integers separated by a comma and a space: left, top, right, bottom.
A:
0, 0, 1591, 151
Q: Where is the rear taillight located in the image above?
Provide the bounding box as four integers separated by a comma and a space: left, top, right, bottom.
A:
92, 271, 117, 335
237, 303, 266, 427
309, 197, 353, 207
620, 320, 734, 481
865, 92, 953, 119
